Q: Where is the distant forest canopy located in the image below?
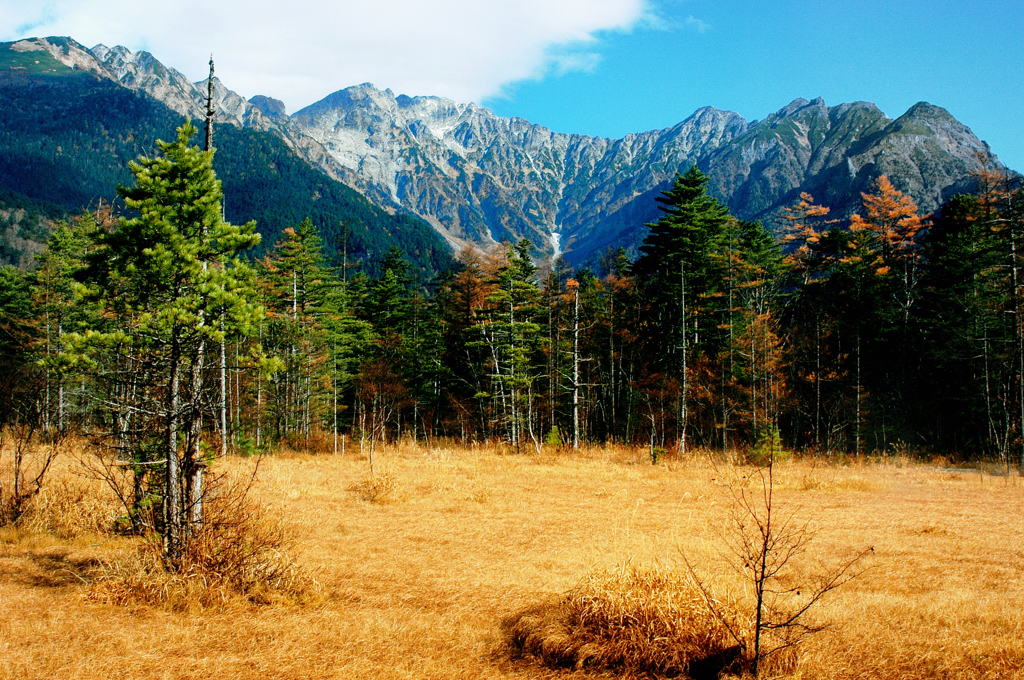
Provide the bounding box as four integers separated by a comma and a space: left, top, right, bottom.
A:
0, 68, 452, 280
2, 120, 1023, 464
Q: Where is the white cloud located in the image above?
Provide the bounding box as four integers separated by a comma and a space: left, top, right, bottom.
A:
0, 0, 651, 113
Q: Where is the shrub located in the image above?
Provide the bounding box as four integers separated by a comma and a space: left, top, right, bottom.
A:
86, 470, 312, 609
746, 425, 789, 466
0, 421, 62, 525
234, 433, 266, 458
695, 450, 872, 676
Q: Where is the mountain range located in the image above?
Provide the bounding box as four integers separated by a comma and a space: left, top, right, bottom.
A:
0, 36, 1013, 270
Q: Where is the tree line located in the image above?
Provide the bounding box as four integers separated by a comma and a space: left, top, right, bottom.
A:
3, 124, 1024, 493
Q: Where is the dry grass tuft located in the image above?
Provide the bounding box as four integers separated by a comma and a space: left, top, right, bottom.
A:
506, 562, 748, 679
349, 471, 403, 503
17, 473, 121, 540
788, 467, 885, 493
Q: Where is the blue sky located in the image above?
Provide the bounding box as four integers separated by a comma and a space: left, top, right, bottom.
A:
3, 0, 1022, 170
484, 0, 1024, 172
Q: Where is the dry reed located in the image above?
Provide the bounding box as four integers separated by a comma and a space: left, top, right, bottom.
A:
16, 470, 121, 540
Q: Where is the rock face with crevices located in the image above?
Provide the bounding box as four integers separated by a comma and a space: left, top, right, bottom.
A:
290, 85, 1005, 262
702, 97, 995, 225
11, 37, 1013, 264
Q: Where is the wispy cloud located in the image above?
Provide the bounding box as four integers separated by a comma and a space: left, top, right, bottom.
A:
685, 15, 711, 33
549, 52, 603, 76
0, 0, 652, 111
10, 3, 58, 39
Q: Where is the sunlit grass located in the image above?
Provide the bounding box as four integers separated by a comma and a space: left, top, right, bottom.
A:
1, 438, 1022, 678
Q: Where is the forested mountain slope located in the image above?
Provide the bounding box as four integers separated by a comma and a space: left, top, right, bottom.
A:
0, 38, 452, 278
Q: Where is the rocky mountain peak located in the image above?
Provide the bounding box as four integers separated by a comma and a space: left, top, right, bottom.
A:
891, 102, 991, 160
667, 107, 749, 151
295, 83, 480, 143
13, 37, 102, 76
295, 83, 397, 119
825, 101, 886, 125
250, 95, 287, 120
282, 82, 1008, 261
5, 38, 1008, 265
902, 101, 956, 121
16, 37, 276, 133
775, 97, 813, 116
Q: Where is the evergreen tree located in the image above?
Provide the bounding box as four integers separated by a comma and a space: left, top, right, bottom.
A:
633, 166, 733, 452
733, 220, 789, 441
323, 262, 374, 454
475, 240, 543, 452
360, 246, 419, 444
597, 248, 639, 442
259, 218, 337, 443
77, 122, 261, 564
432, 251, 492, 440
913, 194, 1006, 455
31, 215, 95, 434
0, 266, 38, 437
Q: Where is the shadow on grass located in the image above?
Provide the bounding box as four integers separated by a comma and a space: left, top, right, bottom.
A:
0, 546, 102, 588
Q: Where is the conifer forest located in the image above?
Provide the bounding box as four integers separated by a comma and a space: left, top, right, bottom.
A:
2, 120, 1023, 499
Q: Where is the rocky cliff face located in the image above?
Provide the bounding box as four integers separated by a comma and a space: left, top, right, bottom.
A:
703, 97, 993, 224
15, 38, 1009, 265
291, 86, 1002, 263
22, 37, 319, 158
20, 37, 254, 126
290, 84, 751, 256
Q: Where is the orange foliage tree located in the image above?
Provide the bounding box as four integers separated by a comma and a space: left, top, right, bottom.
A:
849, 176, 929, 322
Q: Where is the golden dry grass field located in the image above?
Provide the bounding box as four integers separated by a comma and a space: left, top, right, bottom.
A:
2, 441, 1023, 679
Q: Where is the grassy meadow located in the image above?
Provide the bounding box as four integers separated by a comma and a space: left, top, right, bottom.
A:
1, 440, 1023, 679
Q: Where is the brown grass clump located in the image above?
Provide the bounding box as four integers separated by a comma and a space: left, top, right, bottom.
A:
507, 562, 748, 678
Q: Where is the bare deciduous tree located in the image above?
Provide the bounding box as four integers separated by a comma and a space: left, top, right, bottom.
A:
685, 443, 872, 676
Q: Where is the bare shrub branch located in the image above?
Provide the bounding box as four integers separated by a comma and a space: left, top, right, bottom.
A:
1, 388, 66, 525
